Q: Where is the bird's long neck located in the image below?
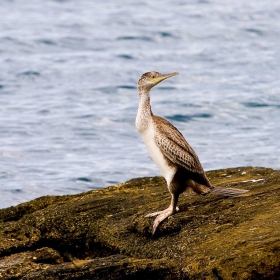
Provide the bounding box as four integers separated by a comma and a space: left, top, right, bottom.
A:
136, 87, 153, 133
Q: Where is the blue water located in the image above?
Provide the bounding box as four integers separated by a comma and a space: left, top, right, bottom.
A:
1, 0, 280, 209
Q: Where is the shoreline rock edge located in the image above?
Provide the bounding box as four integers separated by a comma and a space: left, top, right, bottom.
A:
0, 166, 279, 279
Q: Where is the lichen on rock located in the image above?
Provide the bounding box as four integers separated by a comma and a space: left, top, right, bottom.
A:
0, 167, 279, 279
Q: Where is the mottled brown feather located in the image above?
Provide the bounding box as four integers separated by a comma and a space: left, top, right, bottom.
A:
153, 115, 204, 174
153, 115, 212, 189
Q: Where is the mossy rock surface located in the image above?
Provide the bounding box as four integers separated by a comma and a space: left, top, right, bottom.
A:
0, 166, 279, 279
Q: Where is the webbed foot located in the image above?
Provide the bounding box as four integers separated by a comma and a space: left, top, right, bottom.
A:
145, 206, 179, 235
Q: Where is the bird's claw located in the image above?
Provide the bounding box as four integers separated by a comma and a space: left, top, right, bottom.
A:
145, 206, 179, 235
145, 206, 179, 218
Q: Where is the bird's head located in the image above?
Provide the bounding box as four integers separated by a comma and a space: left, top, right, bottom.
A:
137, 71, 179, 91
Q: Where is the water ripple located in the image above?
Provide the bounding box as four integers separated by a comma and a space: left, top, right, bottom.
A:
117, 54, 134, 60
166, 113, 212, 122
17, 71, 41, 77
158, 32, 173, 38
117, 85, 136, 89
242, 102, 270, 108
116, 36, 154, 41
37, 39, 57, 45
244, 28, 264, 36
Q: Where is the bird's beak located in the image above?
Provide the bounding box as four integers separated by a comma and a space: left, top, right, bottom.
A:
151, 72, 179, 84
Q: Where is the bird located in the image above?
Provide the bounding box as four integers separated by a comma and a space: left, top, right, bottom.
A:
135, 71, 249, 235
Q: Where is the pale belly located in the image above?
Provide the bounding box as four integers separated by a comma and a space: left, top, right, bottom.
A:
140, 124, 177, 186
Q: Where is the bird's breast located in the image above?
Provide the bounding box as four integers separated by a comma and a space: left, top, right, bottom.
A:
139, 121, 177, 186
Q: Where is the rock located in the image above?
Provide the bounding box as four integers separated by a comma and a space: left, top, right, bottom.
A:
0, 166, 279, 279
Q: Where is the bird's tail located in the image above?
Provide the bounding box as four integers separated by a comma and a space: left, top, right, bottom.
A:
211, 187, 249, 197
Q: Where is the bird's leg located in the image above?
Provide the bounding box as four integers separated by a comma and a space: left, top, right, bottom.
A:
145, 193, 179, 235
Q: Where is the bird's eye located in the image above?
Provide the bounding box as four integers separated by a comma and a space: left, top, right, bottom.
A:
152, 75, 155, 78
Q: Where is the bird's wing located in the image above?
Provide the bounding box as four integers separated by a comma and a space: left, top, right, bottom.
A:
153, 115, 204, 174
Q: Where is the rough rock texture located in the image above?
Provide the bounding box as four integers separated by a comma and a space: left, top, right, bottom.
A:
0, 166, 279, 280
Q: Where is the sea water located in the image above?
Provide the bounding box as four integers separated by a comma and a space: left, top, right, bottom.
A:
0, 0, 279, 208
